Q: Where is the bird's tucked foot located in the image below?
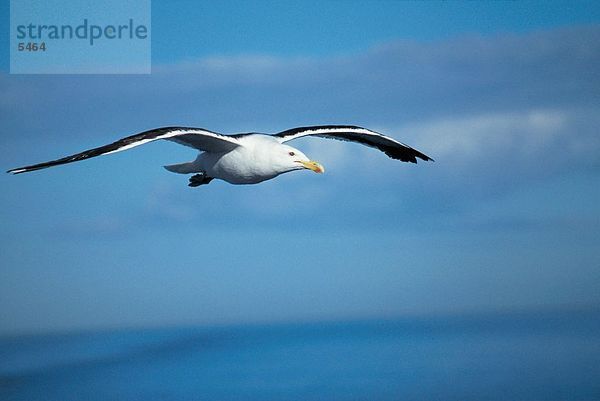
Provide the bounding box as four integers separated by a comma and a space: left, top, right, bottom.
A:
188, 173, 213, 187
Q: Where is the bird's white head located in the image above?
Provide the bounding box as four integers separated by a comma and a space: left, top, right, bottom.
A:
270, 143, 325, 176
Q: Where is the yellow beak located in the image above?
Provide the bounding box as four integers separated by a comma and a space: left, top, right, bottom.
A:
299, 160, 325, 174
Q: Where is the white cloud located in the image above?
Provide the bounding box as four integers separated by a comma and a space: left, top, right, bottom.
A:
400, 109, 571, 161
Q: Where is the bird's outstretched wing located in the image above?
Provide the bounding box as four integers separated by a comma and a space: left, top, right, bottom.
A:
7, 127, 242, 174
273, 125, 433, 163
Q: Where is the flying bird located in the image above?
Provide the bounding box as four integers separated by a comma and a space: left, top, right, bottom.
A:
7, 125, 433, 187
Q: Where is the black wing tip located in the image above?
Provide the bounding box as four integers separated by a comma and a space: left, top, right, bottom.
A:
384, 148, 434, 164
7, 165, 48, 174
7, 167, 28, 174
412, 154, 435, 163
419, 153, 435, 163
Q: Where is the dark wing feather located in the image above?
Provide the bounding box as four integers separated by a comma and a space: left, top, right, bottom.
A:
7, 126, 241, 174
273, 125, 433, 163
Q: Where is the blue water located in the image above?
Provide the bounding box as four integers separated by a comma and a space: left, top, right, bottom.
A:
1, 309, 599, 401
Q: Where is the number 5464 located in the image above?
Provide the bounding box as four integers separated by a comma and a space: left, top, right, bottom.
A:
18, 42, 46, 51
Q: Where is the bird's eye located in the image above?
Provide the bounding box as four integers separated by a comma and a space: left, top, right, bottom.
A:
288, 151, 295, 156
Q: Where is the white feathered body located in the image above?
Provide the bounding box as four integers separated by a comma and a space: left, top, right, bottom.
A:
178, 135, 304, 184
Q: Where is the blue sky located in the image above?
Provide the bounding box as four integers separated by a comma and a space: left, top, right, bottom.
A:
1, 1, 600, 335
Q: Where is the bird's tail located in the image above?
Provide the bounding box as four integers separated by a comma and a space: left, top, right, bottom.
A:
163, 161, 198, 174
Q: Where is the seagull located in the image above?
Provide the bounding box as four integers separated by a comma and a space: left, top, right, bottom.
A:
7, 125, 433, 187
